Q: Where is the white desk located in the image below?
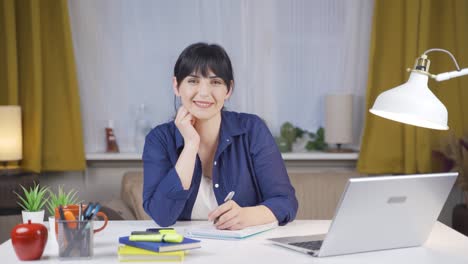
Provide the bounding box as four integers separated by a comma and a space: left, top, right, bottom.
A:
1, 220, 468, 263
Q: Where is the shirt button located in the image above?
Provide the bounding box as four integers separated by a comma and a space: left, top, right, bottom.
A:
214, 161, 217, 166
226, 139, 230, 142
215, 184, 219, 188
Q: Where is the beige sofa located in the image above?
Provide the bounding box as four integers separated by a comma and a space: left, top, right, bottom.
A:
101, 171, 151, 221
103, 169, 360, 221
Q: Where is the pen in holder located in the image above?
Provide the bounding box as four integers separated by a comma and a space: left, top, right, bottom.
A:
57, 219, 94, 259
54, 203, 109, 240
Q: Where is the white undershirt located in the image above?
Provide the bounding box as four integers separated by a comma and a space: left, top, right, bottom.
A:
191, 175, 219, 220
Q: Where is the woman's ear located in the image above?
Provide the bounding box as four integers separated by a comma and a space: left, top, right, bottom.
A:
225, 80, 234, 100
172, 77, 180, 96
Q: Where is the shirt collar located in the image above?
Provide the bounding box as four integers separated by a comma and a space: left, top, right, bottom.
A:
175, 111, 247, 150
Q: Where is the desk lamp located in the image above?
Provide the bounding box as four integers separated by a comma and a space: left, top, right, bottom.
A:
370, 48, 468, 130
0, 106, 23, 171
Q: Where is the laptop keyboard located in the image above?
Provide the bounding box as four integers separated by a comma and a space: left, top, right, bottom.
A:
289, 240, 323, 250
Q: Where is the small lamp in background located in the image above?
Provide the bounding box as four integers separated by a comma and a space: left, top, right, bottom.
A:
0, 106, 23, 171
370, 48, 468, 130
325, 94, 354, 152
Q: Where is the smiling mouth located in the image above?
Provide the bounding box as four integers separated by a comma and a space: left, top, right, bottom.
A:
193, 101, 214, 108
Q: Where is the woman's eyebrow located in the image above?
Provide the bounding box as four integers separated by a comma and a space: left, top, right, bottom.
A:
188, 74, 220, 79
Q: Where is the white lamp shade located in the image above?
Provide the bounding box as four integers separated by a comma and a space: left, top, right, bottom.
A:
325, 94, 353, 144
0, 106, 23, 161
369, 72, 448, 130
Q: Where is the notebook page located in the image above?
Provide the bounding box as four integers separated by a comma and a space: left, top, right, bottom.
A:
185, 221, 278, 240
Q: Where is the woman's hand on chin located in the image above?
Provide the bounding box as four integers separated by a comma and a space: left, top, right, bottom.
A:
175, 106, 200, 147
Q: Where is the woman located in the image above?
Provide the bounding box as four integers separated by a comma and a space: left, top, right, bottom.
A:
143, 43, 298, 230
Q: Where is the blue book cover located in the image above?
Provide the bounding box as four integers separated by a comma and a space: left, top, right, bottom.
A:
118, 236, 201, 252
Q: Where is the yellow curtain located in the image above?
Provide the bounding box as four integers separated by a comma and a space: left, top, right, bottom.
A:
358, 0, 468, 174
0, 0, 85, 172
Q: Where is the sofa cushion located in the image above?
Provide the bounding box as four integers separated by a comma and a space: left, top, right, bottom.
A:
101, 199, 136, 220
121, 171, 152, 220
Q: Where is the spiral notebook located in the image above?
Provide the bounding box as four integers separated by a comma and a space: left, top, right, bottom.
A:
185, 221, 278, 240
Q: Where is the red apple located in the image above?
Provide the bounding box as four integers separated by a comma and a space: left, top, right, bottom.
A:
11, 220, 48, 260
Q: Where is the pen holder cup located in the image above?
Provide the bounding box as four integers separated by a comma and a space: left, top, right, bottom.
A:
57, 220, 94, 259
54, 204, 108, 239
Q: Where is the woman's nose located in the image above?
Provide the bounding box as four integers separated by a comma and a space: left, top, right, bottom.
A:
198, 81, 210, 97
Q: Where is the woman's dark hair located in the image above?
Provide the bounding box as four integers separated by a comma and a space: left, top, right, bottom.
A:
174, 43, 234, 92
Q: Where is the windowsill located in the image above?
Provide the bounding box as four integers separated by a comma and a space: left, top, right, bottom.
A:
85, 151, 359, 161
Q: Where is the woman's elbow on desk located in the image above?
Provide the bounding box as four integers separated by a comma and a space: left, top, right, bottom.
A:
143, 200, 178, 227
261, 197, 298, 226
152, 215, 177, 227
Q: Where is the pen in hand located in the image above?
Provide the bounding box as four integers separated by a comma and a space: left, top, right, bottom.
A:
214, 191, 235, 225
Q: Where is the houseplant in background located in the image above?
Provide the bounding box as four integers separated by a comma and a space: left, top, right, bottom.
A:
46, 186, 80, 242
276, 122, 296, 152
14, 183, 49, 225
453, 137, 468, 236
275, 122, 327, 152
432, 134, 468, 236
305, 127, 327, 151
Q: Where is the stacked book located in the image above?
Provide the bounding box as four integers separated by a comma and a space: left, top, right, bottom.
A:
118, 228, 201, 262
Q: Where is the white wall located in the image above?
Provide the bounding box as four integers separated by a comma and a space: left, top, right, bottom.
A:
68, 0, 374, 153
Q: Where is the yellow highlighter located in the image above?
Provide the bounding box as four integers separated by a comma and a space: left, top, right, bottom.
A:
159, 229, 177, 235
129, 233, 184, 243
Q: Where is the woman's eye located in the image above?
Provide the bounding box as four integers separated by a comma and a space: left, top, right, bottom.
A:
212, 80, 223, 85
188, 79, 199, 84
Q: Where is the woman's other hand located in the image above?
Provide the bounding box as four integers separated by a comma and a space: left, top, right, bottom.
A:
175, 106, 200, 148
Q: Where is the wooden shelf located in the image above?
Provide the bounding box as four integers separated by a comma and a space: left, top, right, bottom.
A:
85, 152, 359, 161
86, 153, 142, 160
281, 152, 358, 160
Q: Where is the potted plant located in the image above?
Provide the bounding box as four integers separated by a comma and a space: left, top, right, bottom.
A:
46, 186, 80, 241
14, 183, 49, 225
275, 122, 327, 152
452, 137, 468, 236
432, 135, 468, 235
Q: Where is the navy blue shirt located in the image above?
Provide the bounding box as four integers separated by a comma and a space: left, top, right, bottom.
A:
142, 110, 298, 227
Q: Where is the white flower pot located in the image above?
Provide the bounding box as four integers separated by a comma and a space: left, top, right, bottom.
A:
22, 210, 45, 225
48, 216, 58, 247
48, 216, 57, 238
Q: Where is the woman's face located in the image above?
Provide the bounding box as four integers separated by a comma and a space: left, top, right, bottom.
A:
173, 70, 232, 121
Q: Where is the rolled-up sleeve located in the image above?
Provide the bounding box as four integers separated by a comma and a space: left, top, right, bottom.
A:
249, 117, 298, 225
142, 130, 193, 227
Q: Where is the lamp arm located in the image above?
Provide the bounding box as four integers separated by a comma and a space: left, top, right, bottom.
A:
435, 68, 468, 81
422, 48, 461, 71
419, 48, 468, 81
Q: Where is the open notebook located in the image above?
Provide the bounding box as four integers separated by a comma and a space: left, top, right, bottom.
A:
185, 221, 278, 240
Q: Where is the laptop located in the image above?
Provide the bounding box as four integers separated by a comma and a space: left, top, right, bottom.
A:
268, 172, 458, 257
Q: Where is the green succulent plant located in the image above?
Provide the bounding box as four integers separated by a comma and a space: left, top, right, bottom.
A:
46, 185, 80, 216
14, 183, 49, 212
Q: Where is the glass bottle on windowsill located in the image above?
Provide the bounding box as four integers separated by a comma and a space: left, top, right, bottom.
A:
134, 104, 151, 154
105, 120, 120, 153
